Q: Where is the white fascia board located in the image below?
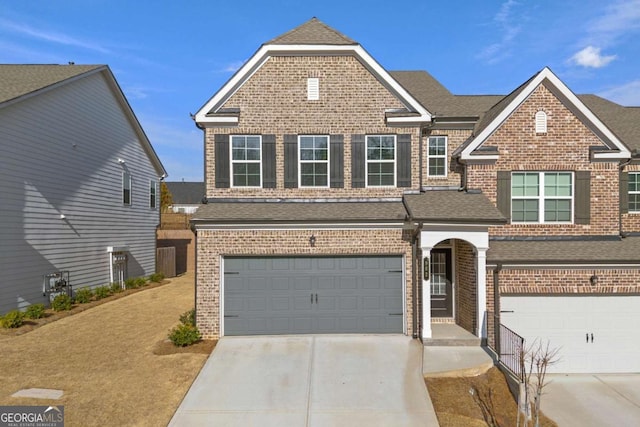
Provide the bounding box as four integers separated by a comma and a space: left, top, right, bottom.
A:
193, 222, 407, 231
195, 44, 431, 125
460, 67, 631, 161
197, 116, 239, 126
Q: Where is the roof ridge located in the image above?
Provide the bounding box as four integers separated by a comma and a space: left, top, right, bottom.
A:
267, 17, 356, 45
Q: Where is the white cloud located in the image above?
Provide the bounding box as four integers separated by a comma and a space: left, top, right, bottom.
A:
598, 80, 640, 106
570, 46, 617, 68
218, 60, 245, 73
477, 0, 523, 64
588, 0, 640, 45
0, 18, 110, 54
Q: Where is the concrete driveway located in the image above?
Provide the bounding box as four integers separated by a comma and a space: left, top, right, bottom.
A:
169, 335, 438, 426
542, 374, 640, 426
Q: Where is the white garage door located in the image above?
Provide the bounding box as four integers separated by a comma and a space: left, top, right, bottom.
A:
501, 296, 640, 373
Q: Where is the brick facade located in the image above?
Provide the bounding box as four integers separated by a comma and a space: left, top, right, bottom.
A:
196, 227, 413, 339
454, 240, 477, 334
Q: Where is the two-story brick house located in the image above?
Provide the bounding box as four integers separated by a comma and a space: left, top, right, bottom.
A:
192, 18, 640, 373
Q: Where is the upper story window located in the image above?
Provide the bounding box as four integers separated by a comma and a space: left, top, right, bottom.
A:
366, 135, 396, 187
123, 172, 131, 205
231, 135, 262, 187
630, 172, 640, 213
535, 111, 548, 133
149, 180, 158, 209
427, 136, 447, 177
299, 135, 329, 187
511, 172, 573, 223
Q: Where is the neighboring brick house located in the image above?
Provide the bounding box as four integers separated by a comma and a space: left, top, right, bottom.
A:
192, 18, 640, 373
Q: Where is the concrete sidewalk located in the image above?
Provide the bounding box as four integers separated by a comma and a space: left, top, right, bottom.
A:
169, 335, 439, 426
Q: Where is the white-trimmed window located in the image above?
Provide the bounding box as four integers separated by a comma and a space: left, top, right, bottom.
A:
427, 136, 447, 177
299, 135, 329, 187
231, 135, 261, 187
149, 180, 158, 209
630, 172, 640, 213
366, 135, 396, 186
511, 172, 573, 223
122, 172, 131, 205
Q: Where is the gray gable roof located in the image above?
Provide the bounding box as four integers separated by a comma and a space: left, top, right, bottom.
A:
267, 17, 357, 45
404, 191, 506, 224
0, 64, 103, 105
165, 182, 205, 205
579, 95, 640, 152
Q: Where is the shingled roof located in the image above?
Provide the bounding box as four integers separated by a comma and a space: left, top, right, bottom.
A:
0, 64, 103, 105
267, 17, 357, 45
404, 191, 506, 224
165, 182, 205, 205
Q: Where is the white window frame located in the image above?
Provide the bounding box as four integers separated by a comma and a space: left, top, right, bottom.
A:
298, 135, 330, 188
366, 135, 396, 187
149, 180, 158, 209
122, 171, 131, 205
511, 171, 574, 224
630, 172, 640, 213
427, 136, 447, 178
230, 135, 262, 188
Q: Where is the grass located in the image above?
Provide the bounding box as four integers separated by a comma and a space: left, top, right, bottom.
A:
426, 367, 557, 427
0, 272, 215, 426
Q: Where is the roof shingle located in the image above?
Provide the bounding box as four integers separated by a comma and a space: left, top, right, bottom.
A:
267, 17, 357, 45
404, 191, 506, 224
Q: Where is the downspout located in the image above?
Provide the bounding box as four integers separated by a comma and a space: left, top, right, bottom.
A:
493, 263, 502, 356
409, 218, 423, 339
191, 221, 198, 330
619, 156, 634, 238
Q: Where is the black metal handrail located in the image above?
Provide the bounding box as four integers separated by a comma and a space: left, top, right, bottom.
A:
488, 312, 525, 381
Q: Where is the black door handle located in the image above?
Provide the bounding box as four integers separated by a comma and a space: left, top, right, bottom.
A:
315, 293, 318, 304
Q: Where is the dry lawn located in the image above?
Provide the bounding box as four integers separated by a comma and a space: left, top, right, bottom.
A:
0, 273, 213, 426
426, 367, 558, 427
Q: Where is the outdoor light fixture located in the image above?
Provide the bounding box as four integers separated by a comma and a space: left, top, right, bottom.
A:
117, 158, 125, 164
590, 274, 598, 286
309, 234, 316, 247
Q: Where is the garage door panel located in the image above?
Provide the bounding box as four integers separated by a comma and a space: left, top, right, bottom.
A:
224, 256, 403, 335
501, 296, 640, 373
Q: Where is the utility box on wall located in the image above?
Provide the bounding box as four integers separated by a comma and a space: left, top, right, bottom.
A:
43, 271, 71, 303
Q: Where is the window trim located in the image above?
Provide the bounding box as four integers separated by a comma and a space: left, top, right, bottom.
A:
511, 171, 574, 224
298, 135, 330, 188
365, 135, 397, 188
230, 135, 262, 188
630, 172, 640, 213
122, 171, 131, 206
427, 135, 448, 178
149, 180, 158, 209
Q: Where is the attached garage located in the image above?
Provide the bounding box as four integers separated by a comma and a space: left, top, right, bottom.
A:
223, 256, 404, 336
501, 296, 640, 373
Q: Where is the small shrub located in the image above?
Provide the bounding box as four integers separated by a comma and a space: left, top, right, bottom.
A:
94, 286, 111, 300
51, 294, 72, 311
179, 309, 196, 326
74, 288, 93, 304
25, 303, 46, 319
1, 310, 25, 328
149, 272, 164, 283
134, 277, 147, 288
110, 282, 123, 294
124, 278, 137, 290
168, 323, 201, 347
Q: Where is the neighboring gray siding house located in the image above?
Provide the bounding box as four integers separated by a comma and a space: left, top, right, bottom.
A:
166, 181, 205, 214
0, 64, 167, 314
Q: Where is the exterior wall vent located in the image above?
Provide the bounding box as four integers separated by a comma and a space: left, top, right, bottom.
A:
307, 78, 319, 101
535, 110, 547, 133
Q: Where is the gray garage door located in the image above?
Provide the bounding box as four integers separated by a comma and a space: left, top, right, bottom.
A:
223, 256, 403, 335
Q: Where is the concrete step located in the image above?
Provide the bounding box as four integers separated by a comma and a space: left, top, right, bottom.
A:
423, 337, 482, 347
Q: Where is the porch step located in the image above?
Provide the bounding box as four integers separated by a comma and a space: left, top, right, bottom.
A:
424, 323, 481, 347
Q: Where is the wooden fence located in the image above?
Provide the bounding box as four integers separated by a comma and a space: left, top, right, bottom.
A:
160, 213, 191, 230
157, 246, 176, 278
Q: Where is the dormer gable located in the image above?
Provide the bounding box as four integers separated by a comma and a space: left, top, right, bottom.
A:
194, 18, 431, 128
458, 67, 631, 162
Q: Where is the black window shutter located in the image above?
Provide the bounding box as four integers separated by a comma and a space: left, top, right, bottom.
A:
496, 171, 511, 222
330, 135, 344, 188
262, 135, 276, 188
620, 171, 629, 215
351, 134, 365, 188
397, 134, 412, 187
214, 134, 230, 188
284, 134, 298, 188
575, 170, 591, 225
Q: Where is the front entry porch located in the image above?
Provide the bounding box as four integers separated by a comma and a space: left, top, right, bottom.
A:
423, 322, 482, 346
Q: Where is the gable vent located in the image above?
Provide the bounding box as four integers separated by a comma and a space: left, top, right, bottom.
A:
307, 78, 319, 100
535, 111, 547, 133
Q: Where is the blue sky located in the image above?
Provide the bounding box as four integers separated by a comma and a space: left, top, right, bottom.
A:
2, 0, 639, 181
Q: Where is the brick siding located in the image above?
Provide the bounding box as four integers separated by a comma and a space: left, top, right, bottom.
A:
499, 268, 640, 294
